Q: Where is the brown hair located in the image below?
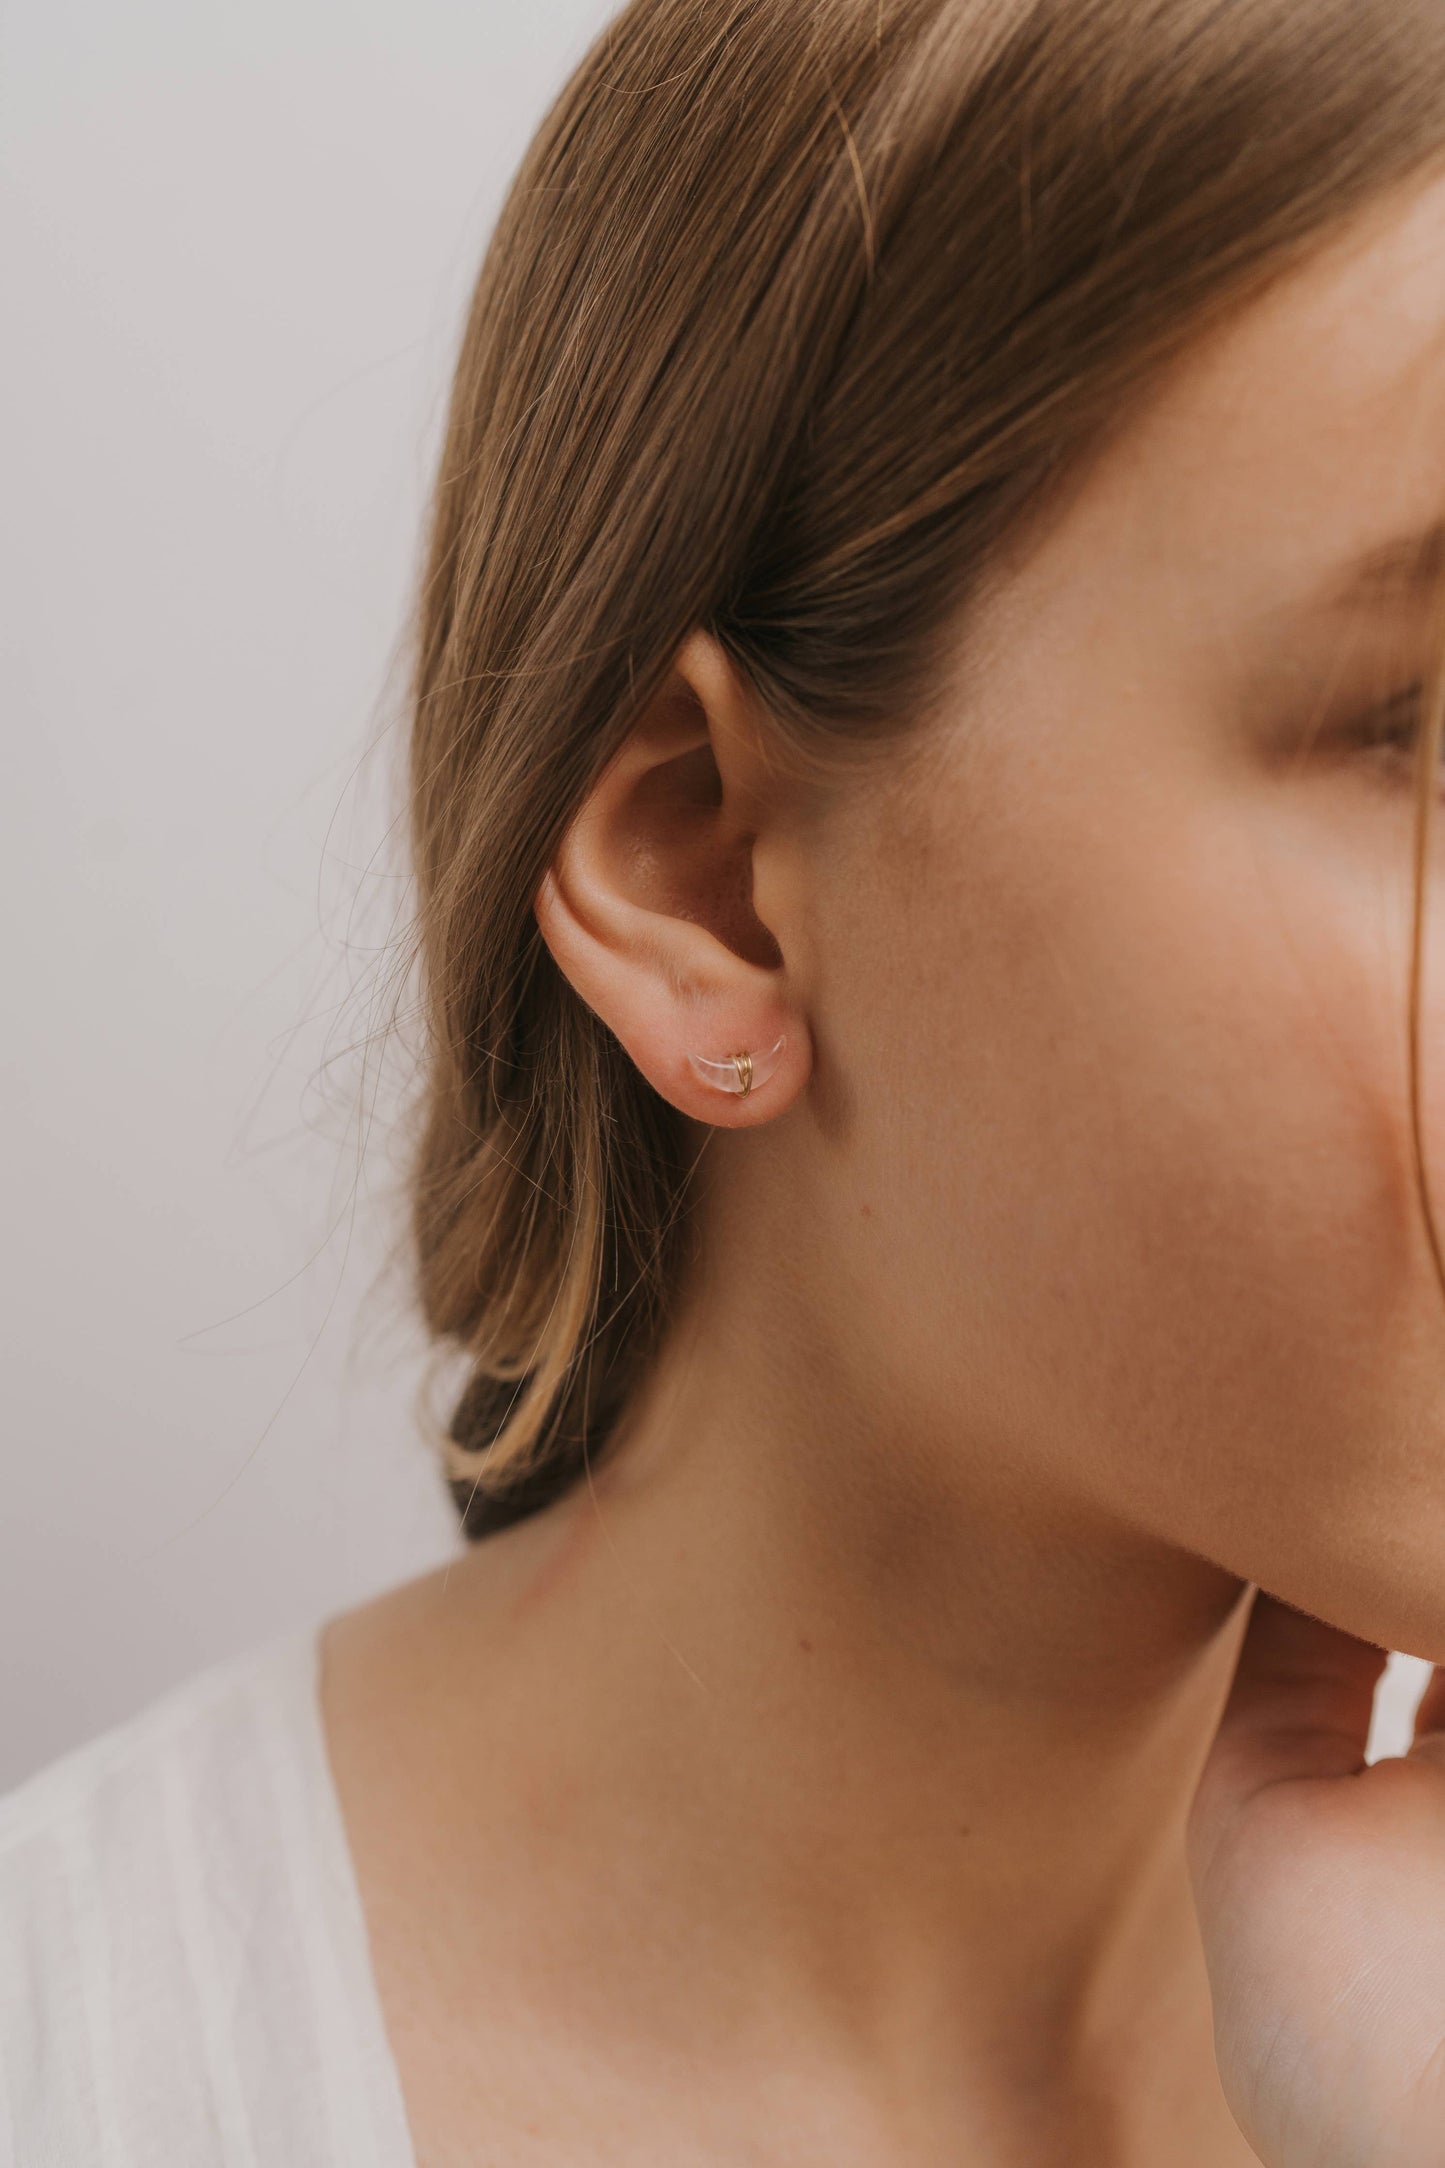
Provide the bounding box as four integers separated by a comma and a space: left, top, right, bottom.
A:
400, 0, 1445, 1540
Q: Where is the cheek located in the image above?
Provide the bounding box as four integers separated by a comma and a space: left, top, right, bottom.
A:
825, 770, 1445, 1645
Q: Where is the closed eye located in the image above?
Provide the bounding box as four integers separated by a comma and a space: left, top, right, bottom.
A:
1348, 682, 1430, 772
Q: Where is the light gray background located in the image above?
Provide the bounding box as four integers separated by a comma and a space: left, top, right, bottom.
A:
0, 0, 620, 1789
0, 0, 1431, 1789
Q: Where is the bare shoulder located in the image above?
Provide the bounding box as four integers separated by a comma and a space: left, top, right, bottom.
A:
315, 1502, 615, 2166
318, 1497, 585, 1766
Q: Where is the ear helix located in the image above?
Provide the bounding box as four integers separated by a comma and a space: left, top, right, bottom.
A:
685, 1033, 786, 1099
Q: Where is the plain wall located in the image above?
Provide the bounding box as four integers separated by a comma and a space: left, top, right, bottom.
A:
0, 0, 618, 1789
0, 0, 1431, 1789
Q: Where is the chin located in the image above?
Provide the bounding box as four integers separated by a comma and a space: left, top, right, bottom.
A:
1255, 1535, 1445, 1667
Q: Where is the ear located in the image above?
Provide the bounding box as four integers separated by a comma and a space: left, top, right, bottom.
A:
532, 629, 812, 1126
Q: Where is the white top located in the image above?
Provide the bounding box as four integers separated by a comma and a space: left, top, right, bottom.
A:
0, 1628, 417, 2167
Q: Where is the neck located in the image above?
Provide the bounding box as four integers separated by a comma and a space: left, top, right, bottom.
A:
346, 1152, 1256, 2159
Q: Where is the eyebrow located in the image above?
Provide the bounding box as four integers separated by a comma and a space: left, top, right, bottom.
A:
1320, 516, 1445, 608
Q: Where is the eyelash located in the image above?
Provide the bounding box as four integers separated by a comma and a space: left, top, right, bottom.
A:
1351, 682, 1432, 770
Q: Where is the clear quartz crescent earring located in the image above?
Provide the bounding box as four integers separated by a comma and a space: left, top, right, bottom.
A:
685, 1032, 786, 1099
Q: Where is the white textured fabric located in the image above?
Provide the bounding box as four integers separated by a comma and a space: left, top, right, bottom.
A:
0, 1628, 417, 2167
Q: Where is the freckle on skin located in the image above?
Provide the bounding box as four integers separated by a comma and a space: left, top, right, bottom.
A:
799, 1636, 814, 1653
860, 1202, 872, 1218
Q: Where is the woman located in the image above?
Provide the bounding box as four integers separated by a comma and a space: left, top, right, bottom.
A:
9, 0, 1445, 2160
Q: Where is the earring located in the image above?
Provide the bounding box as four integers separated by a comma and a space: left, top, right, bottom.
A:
686, 1032, 786, 1098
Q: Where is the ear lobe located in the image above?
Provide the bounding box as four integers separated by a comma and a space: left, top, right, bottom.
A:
530, 638, 811, 1125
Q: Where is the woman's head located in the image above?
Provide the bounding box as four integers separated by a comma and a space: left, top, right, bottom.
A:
403, 0, 1445, 1650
